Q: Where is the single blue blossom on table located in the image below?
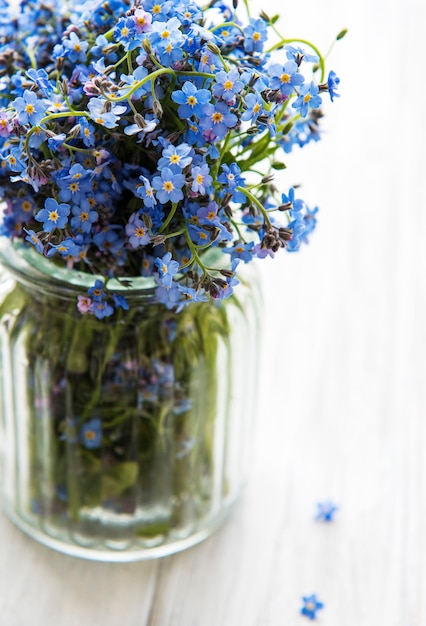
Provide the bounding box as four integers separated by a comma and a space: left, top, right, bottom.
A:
35, 198, 70, 232
315, 500, 338, 522
292, 81, 322, 118
171, 82, 211, 119
300, 594, 324, 620
155, 251, 179, 288
81, 418, 102, 449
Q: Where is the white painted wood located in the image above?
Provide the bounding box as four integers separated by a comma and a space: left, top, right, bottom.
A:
1, 0, 426, 623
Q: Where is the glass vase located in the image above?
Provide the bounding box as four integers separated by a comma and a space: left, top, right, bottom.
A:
0, 239, 260, 561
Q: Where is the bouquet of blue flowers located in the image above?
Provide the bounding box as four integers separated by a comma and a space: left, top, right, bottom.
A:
0, 0, 342, 316
0, 0, 343, 559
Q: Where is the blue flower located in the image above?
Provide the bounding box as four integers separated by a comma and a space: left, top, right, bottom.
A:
89, 300, 115, 319
190, 163, 212, 195
212, 68, 244, 103
223, 242, 254, 264
87, 97, 127, 129
63, 32, 89, 62
199, 101, 238, 139
285, 45, 319, 65
125, 213, 151, 248
243, 18, 268, 54
292, 82, 322, 117
300, 594, 324, 620
241, 92, 265, 123
81, 418, 102, 449
269, 61, 304, 97
171, 81, 211, 119
70, 201, 98, 233
149, 17, 184, 51
136, 175, 157, 208
88, 279, 106, 301
281, 187, 304, 212
46, 237, 82, 258
154, 251, 179, 288
114, 16, 137, 49
35, 198, 70, 232
112, 293, 129, 310
315, 500, 338, 522
158, 142, 193, 173
327, 70, 340, 102
12, 90, 46, 126
152, 167, 185, 204
23, 228, 44, 254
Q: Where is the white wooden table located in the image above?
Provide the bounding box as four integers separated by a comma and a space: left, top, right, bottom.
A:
1, 0, 425, 623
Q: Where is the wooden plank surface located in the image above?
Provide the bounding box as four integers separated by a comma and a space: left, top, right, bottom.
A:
1, 0, 426, 623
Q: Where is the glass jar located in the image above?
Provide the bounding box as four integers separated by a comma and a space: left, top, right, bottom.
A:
0, 239, 260, 561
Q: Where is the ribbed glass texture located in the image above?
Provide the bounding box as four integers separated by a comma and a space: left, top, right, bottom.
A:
0, 242, 260, 561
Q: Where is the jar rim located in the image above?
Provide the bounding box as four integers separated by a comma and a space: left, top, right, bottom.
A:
0, 235, 159, 299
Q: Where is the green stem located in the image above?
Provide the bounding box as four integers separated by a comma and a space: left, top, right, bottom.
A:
236, 186, 272, 228
158, 202, 179, 234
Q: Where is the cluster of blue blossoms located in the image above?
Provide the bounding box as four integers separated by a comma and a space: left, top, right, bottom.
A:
0, 0, 340, 317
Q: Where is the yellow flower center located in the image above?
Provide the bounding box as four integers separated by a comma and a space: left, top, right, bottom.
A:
153, 5, 161, 13
253, 103, 261, 113
253, 32, 261, 41
80, 212, 89, 221
135, 227, 146, 237
161, 29, 170, 39
25, 104, 35, 115
22, 201, 32, 212
303, 93, 312, 103
170, 154, 180, 164
223, 80, 233, 90
163, 181, 174, 192
121, 27, 129, 37
187, 96, 197, 106
49, 210, 59, 222
69, 182, 79, 192
212, 112, 224, 123
196, 174, 204, 184
280, 73, 290, 83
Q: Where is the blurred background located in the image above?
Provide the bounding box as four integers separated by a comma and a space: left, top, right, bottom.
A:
1, 0, 425, 624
